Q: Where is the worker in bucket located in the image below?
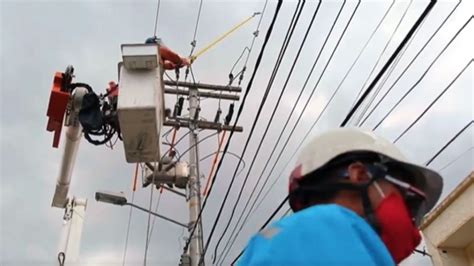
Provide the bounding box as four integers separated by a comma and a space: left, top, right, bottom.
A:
145, 36, 190, 70
239, 128, 443, 265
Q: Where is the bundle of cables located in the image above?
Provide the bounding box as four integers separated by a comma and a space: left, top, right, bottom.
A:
75, 82, 122, 146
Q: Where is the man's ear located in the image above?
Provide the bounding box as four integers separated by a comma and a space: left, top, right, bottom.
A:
347, 162, 370, 184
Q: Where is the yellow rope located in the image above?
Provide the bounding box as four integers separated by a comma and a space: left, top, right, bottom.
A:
191, 12, 260, 62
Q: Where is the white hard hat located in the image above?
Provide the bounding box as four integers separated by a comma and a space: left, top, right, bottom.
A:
289, 127, 443, 223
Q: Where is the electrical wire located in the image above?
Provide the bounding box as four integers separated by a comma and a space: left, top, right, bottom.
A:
143, 163, 157, 266
250, 13, 418, 231
230, 2, 437, 263
203, 131, 227, 196
220, 1, 361, 260
230, 195, 289, 265
372, 16, 472, 131
425, 121, 473, 166
352, 0, 414, 125
152, 0, 161, 37
215, 1, 328, 262
146, 189, 164, 248
243, 0, 268, 68
189, 0, 204, 57
437, 147, 473, 172
394, 60, 472, 143
200, 150, 247, 176
340, 0, 437, 126
214, 0, 317, 260
354, 10, 429, 127
358, 0, 462, 126
181, 0, 283, 256
204, 1, 306, 263
245, 1, 429, 226
177, 131, 219, 161
349, 0, 396, 107
144, 135, 161, 265
122, 163, 140, 266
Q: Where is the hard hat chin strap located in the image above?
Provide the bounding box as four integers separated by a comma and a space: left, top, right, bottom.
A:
294, 163, 388, 232
360, 182, 380, 232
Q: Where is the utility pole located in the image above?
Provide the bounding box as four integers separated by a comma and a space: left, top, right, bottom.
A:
187, 87, 204, 266
146, 80, 243, 266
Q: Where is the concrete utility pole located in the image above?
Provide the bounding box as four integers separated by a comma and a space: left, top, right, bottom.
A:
144, 80, 243, 266
187, 87, 204, 266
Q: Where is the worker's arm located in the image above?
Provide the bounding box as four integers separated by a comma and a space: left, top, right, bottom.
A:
145, 37, 189, 69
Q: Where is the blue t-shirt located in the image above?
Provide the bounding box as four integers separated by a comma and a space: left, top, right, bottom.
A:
239, 204, 394, 266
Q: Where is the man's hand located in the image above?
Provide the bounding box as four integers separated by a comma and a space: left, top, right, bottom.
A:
180, 57, 191, 67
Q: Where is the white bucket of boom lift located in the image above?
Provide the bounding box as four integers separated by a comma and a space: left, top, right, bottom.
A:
118, 43, 165, 163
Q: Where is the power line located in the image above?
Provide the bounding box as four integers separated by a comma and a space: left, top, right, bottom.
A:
358, 0, 462, 126
371, 16, 472, 131
122, 165, 139, 266
219, 1, 359, 262
152, 0, 161, 37
213, 2, 323, 263
354, 0, 425, 125
203, 2, 306, 263
230, 195, 289, 265
438, 147, 473, 172
243, 0, 269, 68
239, 0, 347, 222
394, 60, 472, 143
234, 0, 400, 237
144, 162, 158, 265
349, 0, 396, 107
189, 0, 204, 56
200, 150, 247, 177
230, 1, 437, 263
340, 0, 437, 126
425, 121, 473, 166
248, 3, 434, 228
352, 0, 414, 125
178, 131, 219, 160
181, 0, 283, 254
146, 191, 164, 247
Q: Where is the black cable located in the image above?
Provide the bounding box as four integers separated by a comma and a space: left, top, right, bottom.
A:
437, 147, 473, 172
358, 0, 462, 126
394, 60, 472, 143
340, 0, 437, 126
425, 121, 473, 166
181, 1, 282, 254
245, 1, 434, 227
352, 0, 414, 125
349, 0, 396, 107
355, 6, 432, 127
200, 151, 247, 177
230, 47, 250, 76
228, 1, 398, 242
372, 16, 472, 131
218, 0, 355, 261
231, 1, 437, 263
230, 195, 289, 265
177, 131, 219, 160
224, 0, 350, 252
204, 2, 304, 263
213, 1, 323, 262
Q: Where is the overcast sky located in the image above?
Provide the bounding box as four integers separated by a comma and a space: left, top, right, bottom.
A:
1, 0, 473, 265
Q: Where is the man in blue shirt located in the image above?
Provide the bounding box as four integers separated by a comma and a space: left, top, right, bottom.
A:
239, 128, 443, 265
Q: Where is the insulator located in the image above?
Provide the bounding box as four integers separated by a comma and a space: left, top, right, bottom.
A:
225, 103, 234, 126
177, 97, 185, 116
214, 109, 222, 123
